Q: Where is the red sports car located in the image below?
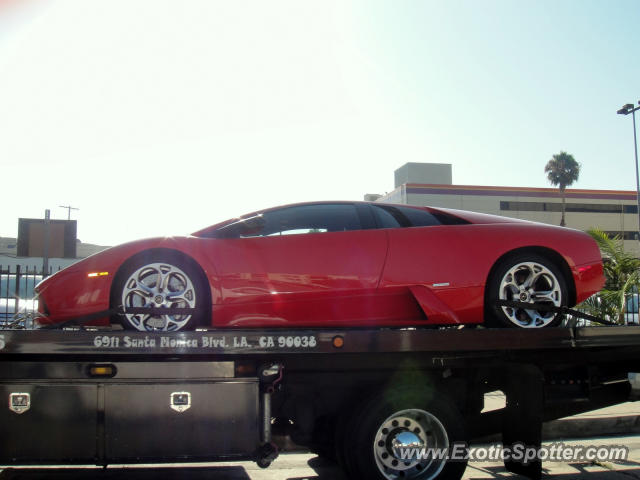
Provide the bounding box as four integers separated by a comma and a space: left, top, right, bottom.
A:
35, 201, 604, 331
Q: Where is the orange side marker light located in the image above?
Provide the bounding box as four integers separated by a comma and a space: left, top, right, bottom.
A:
87, 272, 109, 278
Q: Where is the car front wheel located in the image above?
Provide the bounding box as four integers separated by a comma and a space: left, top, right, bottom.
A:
112, 254, 206, 332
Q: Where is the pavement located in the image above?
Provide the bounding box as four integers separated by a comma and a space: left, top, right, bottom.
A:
544, 402, 640, 439
463, 434, 640, 479
483, 392, 640, 440
2, 436, 640, 479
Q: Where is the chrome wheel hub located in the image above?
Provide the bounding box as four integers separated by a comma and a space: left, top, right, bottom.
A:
121, 262, 196, 332
499, 261, 562, 328
373, 409, 449, 479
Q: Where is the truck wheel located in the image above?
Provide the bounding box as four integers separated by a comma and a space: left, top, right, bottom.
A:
486, 253, 567, 328
346, 390, 467, 480
309, 415, 338, 461
335, 401, 365, 477
111, 253, 206, 332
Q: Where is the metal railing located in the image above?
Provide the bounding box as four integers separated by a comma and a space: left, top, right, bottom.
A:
0, 264, 61, 327
568, 286, 640, 327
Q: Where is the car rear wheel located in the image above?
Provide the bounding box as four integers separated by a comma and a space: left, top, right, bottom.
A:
486, 253, 567, 328
112, 254, 206, 332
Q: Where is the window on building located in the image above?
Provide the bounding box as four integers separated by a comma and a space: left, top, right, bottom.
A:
500, 201, 638, 214
603, 231, 640, 241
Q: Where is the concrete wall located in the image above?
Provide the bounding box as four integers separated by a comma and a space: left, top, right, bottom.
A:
394, 163, 452, 188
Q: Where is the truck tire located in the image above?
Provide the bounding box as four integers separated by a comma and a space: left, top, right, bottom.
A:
335, 401, 364, 477
344, 389, 467, 480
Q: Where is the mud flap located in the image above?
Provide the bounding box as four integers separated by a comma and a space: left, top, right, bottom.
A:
502, 364, 544, 480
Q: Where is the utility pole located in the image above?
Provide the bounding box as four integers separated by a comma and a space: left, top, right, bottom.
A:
43, 209, 50, 276
59, 205, 79, 220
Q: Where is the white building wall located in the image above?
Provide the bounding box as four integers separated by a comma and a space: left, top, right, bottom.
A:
380, 184, 639, 256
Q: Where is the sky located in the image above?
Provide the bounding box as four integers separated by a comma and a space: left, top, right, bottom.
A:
0, 0, 639, 246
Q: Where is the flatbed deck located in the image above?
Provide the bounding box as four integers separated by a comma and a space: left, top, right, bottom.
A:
1, 325, 640, 356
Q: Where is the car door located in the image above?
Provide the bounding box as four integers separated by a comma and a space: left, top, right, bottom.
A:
209, 203, 389, 327
373, 204, 485, 324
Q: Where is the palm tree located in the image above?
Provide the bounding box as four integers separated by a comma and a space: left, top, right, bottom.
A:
544, 151, 580, 226
580, 229, 640, 324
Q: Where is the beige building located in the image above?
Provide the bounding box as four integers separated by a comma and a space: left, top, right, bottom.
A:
371, 163, 640, 255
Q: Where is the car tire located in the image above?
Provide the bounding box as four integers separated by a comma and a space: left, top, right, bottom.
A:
111, 252, 207, 332
344, 389, 468, 480
486, 253, 568, 328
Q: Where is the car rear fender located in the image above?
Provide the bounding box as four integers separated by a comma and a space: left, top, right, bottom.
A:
484, 247, 577, 307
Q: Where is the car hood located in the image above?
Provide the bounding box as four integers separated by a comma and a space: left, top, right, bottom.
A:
35, 236, 194, 292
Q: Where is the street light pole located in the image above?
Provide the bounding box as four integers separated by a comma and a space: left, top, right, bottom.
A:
617, 102, 640, 240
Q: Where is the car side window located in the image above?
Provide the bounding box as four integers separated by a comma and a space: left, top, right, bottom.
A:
396, 206, 441, 227
256, 204, 362, 236
372, 205, 440, 228
372, 206, 408, 228
205, 204, 364, 238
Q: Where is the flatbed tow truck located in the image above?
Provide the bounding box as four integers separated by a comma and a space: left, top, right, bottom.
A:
1, 309, 640, 480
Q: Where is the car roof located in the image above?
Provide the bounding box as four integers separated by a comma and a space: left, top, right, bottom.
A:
191, 201, 433, 237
